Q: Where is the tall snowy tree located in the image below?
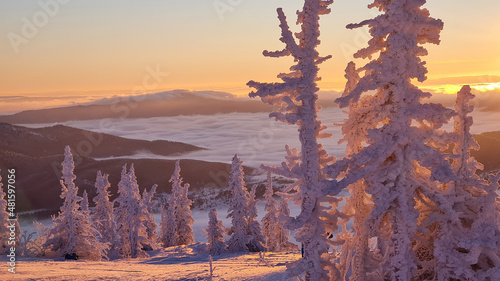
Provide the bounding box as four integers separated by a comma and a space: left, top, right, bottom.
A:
161, 160, 195, 247
114, 164, 155, 258
81, 190, 89, 215
276, 195, 296, 252
247, 185, 266, 252
226, 155, 251, 253
333, 62, 377, 281
173, 163, 195, 246
45, 146, 108, 260
247, 0, 338, 279
205, 208, 226, 255
160, 206, 172, 247
325, 1, 457, 280
142, 184, 159, 243
261, 172, 280, 252
92, 171, 119, 258
431, 86, 500, 280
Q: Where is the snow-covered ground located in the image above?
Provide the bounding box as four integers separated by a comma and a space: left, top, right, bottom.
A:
0, 244, 303, 281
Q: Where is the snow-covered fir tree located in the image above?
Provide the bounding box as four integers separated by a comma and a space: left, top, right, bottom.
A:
0, 171, 11, 254
205, 208, 226, 255
160, 206, 172, 247
261, 172, 279, 252
92, 171, 119, 258
142, 184, 159, 243
333, 62, 376, 281
161, 160, 194, 247
114, 164, 156, 258
247, 0, 338, 279
81, 190, 89, 215
226, 155, 251, 253
431, 86, 500, 280
246, 185, 266, 252
45, 146, 108, 260
325, 1, 458, 279
276, 195, 296, 252
173, 164, 195, 246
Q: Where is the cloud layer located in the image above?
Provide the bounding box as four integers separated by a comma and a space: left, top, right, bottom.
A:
25, 106, 500, 168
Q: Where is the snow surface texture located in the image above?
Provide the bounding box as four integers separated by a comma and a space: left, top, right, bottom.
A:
0, 244, 303, 281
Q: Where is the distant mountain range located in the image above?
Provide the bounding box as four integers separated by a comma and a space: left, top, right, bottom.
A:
0, 123, 253, 214
0, 90, 339, 124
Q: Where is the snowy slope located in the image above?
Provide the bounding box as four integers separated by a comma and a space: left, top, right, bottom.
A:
0, 244, 302, 281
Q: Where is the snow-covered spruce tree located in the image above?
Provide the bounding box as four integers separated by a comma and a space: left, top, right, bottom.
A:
261, 172, 280, 252
142, 184, 159, 243
162, 160, 195, 247
92, 171, 119, 258
325, 2, 457, 280
114, 164, 155, 258
205, 208, 226, 255
160, 206, 172, 247
81, 190, 90, 215
45, 146, 108, 260
226, 155, 251, 253
247, 185, 266, 252
247, 1, 338, 279
276, 194, 296, 251
333, 62, 377, 281
432, 86, 500, 280
0, 172, 11, 254
174, 166, 195, 246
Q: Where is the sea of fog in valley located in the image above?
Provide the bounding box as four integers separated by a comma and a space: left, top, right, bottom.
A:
24, 107, 500, 168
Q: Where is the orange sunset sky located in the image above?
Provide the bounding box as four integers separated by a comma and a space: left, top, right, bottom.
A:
0, 0, 499, 113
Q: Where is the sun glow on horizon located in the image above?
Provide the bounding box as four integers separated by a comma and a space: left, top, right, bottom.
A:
423, 82, 500, 95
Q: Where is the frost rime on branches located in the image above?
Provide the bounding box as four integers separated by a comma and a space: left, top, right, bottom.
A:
432, 86, 500, 280
45, 146, 108, 260
92, 171, 119, 258
114, 164, 155, 258
246, 184, 266, 252
205, 208, 226, 255
324, 1, 457, 279
261, 172, 280, 252
161, 160, 194, 247
248, 0, 337, 279
226, 155, 251, 253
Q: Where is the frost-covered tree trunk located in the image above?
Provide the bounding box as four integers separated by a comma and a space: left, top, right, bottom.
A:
226, 155, 251, 253
45, 146, 108, 260
248, 0, 338, 279
205, 208, 226, 255
261, 172, 279, 252
325, 1, 457, 280
247, 185, 266, 252
92, 171, 118, 258
433, 86, 500, 281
